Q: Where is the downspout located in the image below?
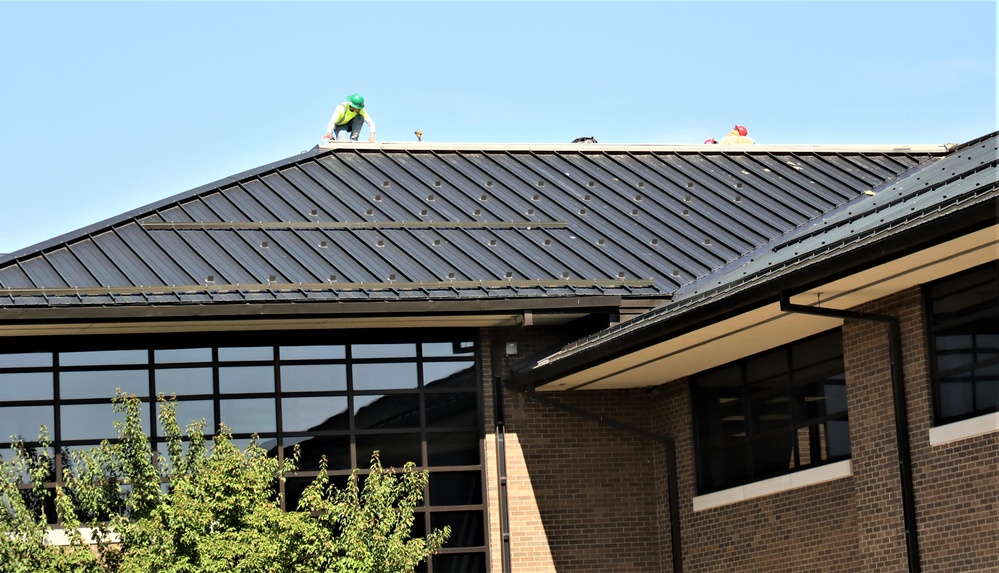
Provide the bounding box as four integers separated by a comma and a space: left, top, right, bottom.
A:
779, 291, 920, 573
509, 386, 684, 573
493, 375, 513, 573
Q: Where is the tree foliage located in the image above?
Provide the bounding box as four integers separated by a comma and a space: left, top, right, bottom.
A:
1, 392, 449, 573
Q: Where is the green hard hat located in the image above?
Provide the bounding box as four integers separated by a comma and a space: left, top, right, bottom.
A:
346, 93, 365, 109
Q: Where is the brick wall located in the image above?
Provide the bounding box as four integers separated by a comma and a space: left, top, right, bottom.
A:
482, 327, 666, 573
650, 379, 861, 572
480, 285, 998, 572
857, 288, 999, 572
841, 293, 911, 571
917, 434, 999, 571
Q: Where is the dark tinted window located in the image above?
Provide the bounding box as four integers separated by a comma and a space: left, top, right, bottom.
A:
926, 262, 999, 424
691, 329, 849, 494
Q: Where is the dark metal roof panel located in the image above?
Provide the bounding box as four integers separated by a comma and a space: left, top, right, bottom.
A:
38, 247, 97, 287
171, 229, 258, 284
89, 229, 165, 286
643, 154, 787, 247
245, 174, 308, 221
828, 151, 926, 183
564, 155, 731, 277
481, 152, 704, 283
200, 187, 256, 221
0, 140, 953, 309
114, 224, 206, 286
70, 239, 132, 286
680, 133, 998, 297
510, 134, 998, 387
724, 154, 836, 219
0, 261, 34, 288
18, 250, 70, 288
282, 233, 338, 282
538, 153, 729, 276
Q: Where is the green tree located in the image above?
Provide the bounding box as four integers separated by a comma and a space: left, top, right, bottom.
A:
0, 392, 449, 573
296, 453, 451, 573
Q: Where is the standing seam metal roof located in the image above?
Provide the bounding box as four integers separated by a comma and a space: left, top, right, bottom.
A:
0, 143, 945, 308
509, 131, 998, 381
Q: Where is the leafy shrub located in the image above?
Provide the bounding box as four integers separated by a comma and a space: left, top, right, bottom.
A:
0, 392, 449, 573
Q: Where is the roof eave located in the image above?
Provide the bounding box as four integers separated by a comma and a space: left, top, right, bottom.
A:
507, 198, 998, 390
0, 294, 625, 335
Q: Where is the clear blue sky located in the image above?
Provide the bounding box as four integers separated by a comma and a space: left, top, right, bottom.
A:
0, 1, 995, 256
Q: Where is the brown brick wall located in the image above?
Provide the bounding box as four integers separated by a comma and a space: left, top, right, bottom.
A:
482, 327, 666, 573
480, 285, 998, 572
917, 434, 999, 571
650, 379, 861, 572
504, 389, 664, 572
857, 288, 999, 572
841, 293, 911, 571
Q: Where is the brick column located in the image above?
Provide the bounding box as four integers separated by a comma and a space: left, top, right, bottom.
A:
841, 291, 917, 571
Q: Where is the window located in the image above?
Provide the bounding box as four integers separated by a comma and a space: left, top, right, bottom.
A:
926, 262, 999, 425
691, 329, 849, 494
0, 330, 486, 571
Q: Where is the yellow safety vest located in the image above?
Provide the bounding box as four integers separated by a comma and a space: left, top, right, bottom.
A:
332, 103, 368, 126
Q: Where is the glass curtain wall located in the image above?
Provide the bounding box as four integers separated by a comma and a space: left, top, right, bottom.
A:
0, 329, 486, 573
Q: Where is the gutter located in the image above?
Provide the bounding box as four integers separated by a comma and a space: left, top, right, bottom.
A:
0, 296, 626, 325
779, 291, 920, 573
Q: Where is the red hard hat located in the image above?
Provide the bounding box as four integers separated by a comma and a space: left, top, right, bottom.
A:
704, 138, 718, 144
735, 125, 748, 136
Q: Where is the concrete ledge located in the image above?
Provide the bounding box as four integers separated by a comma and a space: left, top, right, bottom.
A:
928, 412, 999, 446
692, 460, 852, 512
45, 527, 118, 546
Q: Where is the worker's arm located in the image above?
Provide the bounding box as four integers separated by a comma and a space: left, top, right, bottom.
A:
361, 110, 376, 142
325, 104, 347, 136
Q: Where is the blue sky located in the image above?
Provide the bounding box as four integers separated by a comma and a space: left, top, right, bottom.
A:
0, 1, 995, 256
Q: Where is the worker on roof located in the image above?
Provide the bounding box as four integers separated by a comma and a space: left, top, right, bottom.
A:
323, 93, 376, 142
719, 125, 755, 145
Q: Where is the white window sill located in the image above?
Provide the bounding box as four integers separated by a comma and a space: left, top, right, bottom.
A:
928, 411, 999, 446
692, 459, 852, 512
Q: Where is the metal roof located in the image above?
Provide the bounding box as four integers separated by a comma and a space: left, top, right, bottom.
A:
0, 141, 948, 309
509, 131, 999, 387
678, 132, 998, 299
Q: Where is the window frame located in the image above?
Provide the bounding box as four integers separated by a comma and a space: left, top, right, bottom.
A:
924, 261, 999, 426
690, 328, 850, 495
0, 328, 488, 570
